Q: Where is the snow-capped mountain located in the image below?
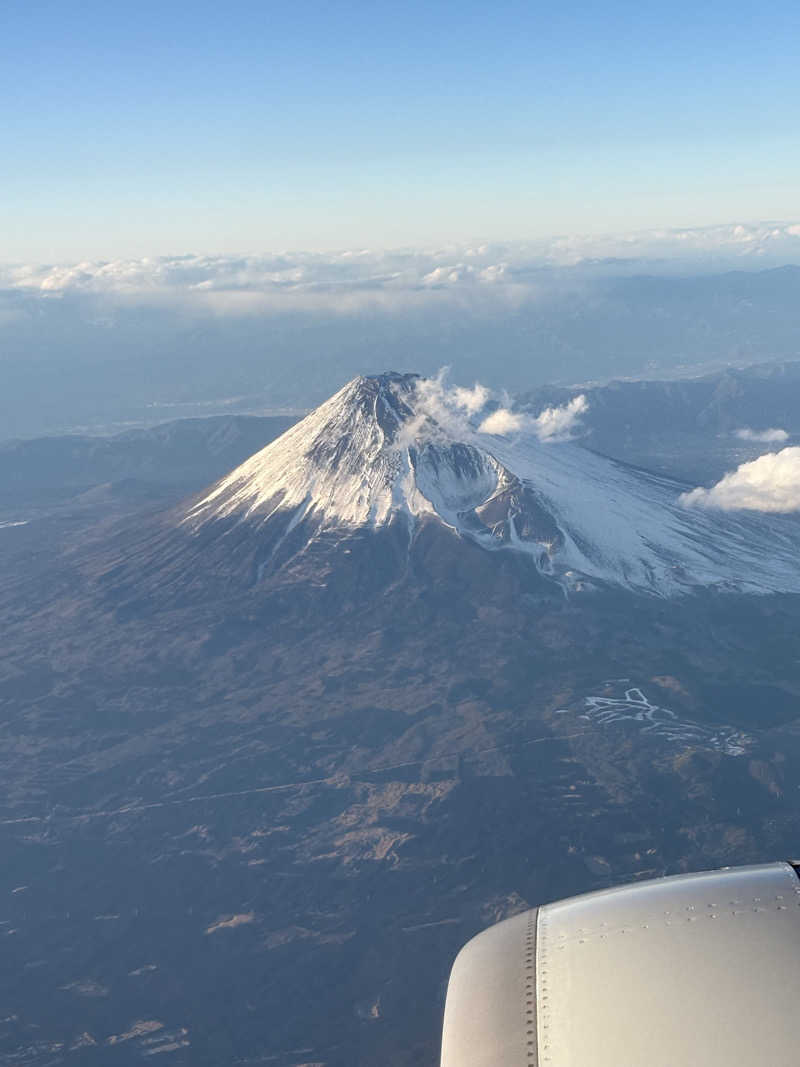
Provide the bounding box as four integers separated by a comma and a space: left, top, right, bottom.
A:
183, 372, 800, 596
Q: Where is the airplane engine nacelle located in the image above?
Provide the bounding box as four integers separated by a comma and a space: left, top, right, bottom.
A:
441, 862, 800, 1067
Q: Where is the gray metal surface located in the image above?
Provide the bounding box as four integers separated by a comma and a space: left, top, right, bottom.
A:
441, 862, 800, 1067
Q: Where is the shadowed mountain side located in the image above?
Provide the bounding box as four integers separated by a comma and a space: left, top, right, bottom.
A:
95, 505, 555, 619
3, 512, 800, 1065
0, 415, 297, 495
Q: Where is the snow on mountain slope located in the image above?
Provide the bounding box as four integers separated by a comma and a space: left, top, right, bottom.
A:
184, 372, 800, 596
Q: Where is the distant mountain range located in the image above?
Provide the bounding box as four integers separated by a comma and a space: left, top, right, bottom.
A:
3, 263, 800, 440
522, 358, 800, 482
7, 358, 800, 505
0, 414, 295, 496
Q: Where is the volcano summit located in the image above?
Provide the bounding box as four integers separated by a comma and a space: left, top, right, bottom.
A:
180, 372, 800, 597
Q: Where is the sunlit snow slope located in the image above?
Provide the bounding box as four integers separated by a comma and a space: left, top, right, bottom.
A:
184, 372, 800, 596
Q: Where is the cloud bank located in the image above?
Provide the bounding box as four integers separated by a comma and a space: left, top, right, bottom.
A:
734, 427, 789, 443
680, 447, 800, 512
3, 221, 800, 315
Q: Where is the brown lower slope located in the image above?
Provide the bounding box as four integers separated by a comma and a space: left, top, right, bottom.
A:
1, 506, 800, 1065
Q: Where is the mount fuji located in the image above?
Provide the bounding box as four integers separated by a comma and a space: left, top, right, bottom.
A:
178, 371, 800, 597
8, 373, 800, 1067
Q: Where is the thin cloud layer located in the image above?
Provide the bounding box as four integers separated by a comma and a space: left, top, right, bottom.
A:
734, 427, 789, 443
680, 447, 800, 512
3, 221, 800, 313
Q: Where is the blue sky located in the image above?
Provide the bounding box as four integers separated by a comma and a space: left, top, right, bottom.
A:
2, 0, 799, 259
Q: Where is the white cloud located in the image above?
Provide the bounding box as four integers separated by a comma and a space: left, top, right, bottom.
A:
393, 369, 471, 447
478, 394, 588, 440
533, 395, 589, 441
680, 446, 800, 512
478, 408, 525, 434
734, 427, 789, 443
451, 383, 490, 414
403, 371, 522, 442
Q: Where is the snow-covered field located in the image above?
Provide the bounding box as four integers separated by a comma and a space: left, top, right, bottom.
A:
558, 685, 750, 756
